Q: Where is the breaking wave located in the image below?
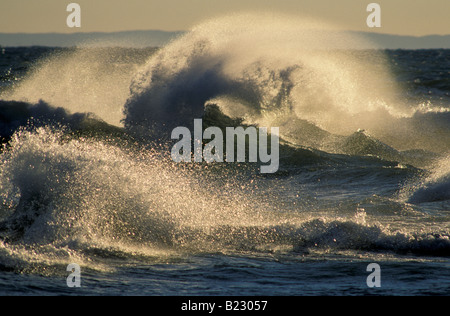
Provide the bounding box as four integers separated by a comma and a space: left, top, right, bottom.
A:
406, 155, 450, 203
0, 14, 448, 275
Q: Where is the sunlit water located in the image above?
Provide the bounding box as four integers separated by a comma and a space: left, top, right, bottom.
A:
0, 14, 449, 295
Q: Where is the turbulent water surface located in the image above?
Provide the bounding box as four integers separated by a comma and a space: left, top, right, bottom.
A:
0, 15, 449, 296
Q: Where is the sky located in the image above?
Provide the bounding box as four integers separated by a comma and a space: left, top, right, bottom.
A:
0, 0, 449, 36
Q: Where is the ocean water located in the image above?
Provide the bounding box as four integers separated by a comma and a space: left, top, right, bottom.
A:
0, 15, 449, 297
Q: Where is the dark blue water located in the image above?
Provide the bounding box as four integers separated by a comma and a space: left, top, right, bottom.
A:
1, 256, 448, 296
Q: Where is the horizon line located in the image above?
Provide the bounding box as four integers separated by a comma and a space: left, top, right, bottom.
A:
0, 29, 449, 38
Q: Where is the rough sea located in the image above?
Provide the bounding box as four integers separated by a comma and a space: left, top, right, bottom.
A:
0, 15, 449, 297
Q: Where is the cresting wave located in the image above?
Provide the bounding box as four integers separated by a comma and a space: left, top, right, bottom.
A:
405, 155, 450, 204
123, 14, 450, 154
0, 14, 449, 274
124, 14, 401, 141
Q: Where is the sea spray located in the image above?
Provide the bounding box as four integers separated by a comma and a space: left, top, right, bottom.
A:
405, 155, 450, 203
1, 47, 156, 127
123, 13, 406, 144
0, 14, 448, 283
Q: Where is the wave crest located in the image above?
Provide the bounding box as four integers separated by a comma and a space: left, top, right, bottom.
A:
123, 14, 404, 144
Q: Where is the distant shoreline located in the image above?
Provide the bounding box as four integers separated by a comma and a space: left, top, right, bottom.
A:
0, 30, 449, 49
0, 30, 184, 48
